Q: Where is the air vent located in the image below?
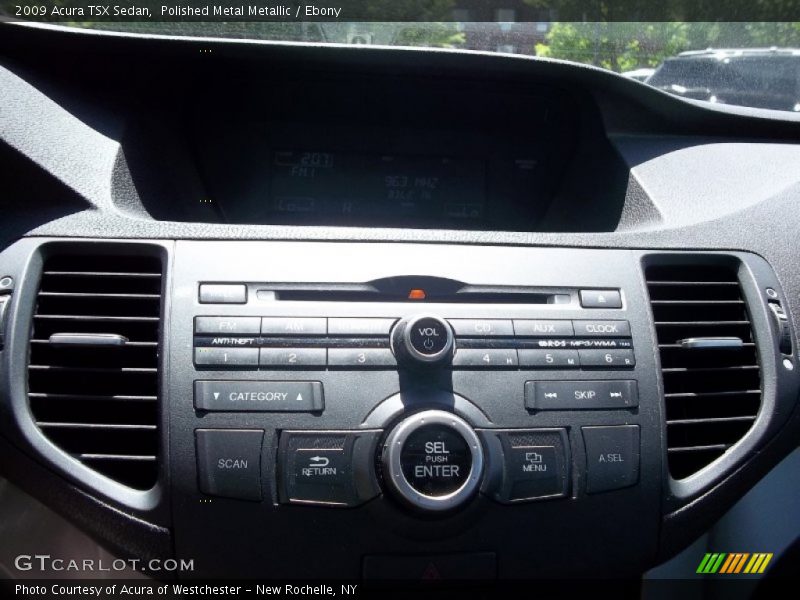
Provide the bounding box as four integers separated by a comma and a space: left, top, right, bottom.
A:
28, 251, 163, 490
645, 262, 761, 479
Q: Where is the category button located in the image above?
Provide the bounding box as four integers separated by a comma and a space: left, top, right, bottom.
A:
513, 320, 574, 337
572, 320, 631, 337
194, 380, 323, 412
195, 316, 261, 335
449, 319, 514, 338
261, 317, 327, 336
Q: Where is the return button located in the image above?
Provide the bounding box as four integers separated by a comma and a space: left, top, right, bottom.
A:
195, 380, 324, 412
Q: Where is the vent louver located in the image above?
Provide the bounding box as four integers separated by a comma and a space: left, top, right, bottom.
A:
646, 263, 761, 480
28, 252, 162, 490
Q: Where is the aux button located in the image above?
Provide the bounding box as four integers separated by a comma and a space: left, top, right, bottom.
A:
391, 314, 455, 368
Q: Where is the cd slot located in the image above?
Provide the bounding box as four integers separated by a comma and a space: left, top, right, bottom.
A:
256, 283, 569, 305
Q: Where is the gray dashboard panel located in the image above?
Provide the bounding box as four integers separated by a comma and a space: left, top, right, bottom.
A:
168, 242, 663, 578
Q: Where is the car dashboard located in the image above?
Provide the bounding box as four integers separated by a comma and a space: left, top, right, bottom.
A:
1, 24, 800, 581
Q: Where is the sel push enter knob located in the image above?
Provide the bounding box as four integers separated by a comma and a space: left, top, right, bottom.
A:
391, 314, 455, 368
382, 410, 484, 512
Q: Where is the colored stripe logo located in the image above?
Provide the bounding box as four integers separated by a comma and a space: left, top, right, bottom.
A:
697, 553, 773, 574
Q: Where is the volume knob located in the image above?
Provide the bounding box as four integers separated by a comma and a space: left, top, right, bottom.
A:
391, 314, 455, 368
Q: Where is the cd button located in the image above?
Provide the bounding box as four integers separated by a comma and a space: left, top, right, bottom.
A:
449, 319, 514, 338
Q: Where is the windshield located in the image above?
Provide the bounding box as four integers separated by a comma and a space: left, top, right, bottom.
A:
4, 2, 800, 112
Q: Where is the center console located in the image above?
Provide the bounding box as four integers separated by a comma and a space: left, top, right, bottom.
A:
169, 241, 665, 578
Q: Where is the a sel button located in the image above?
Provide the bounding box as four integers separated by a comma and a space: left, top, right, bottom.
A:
582, 425, 640, 494
194, 380, 323, 412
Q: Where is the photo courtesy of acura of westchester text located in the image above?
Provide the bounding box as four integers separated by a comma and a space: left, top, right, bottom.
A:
1, 0, 800, 597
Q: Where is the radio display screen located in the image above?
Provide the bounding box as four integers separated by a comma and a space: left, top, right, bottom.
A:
270, 151, 487, 222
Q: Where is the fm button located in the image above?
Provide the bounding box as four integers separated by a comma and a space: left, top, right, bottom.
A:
392, 315, 455, 368
383, 410, 483, 511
